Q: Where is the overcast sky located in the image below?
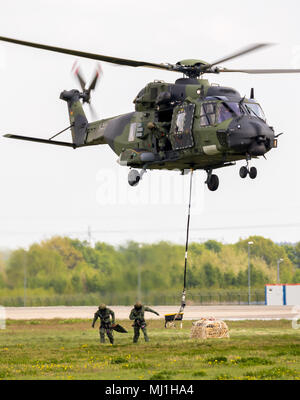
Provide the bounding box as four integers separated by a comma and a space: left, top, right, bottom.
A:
0, 0, 299, 249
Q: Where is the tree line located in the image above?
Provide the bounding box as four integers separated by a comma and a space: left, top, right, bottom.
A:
0, 236, 299, 302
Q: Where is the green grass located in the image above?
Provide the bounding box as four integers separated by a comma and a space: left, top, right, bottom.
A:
0, 319, 299, 380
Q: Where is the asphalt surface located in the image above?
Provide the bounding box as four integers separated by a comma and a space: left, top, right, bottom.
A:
3, 305, 299, 321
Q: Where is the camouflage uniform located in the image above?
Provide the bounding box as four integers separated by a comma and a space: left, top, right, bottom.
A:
92, 305, 115, 344
155, 122, 170, 159
148, 121, 170, 159
129, 303, 159, 343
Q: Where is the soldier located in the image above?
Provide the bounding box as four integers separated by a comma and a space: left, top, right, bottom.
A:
92, 304, 115, 344
147, 121, 170, 159
129, 302, 159, 343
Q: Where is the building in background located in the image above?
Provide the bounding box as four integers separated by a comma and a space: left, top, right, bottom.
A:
265, 284, 300, 305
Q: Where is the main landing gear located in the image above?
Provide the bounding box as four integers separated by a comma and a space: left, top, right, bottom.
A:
128, 168, 147, 186
205, 169, 219, 191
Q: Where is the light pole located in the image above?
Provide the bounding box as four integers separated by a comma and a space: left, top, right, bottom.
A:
23, 251, 27, 307
277, 258, 284, 283
248, 241, 253, 305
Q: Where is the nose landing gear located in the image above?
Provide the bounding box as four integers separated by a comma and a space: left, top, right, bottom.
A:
249, 166, 257, 179
239, 166, 248, 178
239, 162, 257, 180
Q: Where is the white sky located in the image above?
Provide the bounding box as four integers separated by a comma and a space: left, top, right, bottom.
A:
0, 0, 299, 249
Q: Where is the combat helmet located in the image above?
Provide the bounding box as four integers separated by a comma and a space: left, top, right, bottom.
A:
134, 301, 142, 310
99, 304, 106, 310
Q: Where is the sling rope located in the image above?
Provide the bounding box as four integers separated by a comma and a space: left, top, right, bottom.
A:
176, 169, 194, 318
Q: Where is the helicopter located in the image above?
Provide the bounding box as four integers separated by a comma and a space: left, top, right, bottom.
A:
1, 37, 300, 191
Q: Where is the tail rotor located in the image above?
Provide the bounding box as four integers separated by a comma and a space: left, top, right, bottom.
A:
71, 61, 102, 119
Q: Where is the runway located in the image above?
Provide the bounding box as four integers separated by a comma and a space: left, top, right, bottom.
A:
3, 305, 299, 321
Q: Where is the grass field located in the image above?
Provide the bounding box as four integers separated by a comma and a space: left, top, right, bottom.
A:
0, 319, 299, 380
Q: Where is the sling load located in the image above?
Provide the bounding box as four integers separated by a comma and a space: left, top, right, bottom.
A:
164, 169, 194, 328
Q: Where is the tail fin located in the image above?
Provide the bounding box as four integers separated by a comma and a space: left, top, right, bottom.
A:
60, 89, 88, 146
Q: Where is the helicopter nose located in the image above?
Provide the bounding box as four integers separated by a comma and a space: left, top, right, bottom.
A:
227, 115, 274, 156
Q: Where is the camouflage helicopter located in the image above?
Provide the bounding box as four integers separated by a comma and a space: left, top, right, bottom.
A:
1, 37, 299, 191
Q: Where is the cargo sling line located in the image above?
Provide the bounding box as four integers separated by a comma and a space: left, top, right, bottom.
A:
176, 169, 194, 319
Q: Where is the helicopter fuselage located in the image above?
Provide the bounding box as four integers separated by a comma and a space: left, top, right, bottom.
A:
83, 78, 276, 173
0, 36, 291, 191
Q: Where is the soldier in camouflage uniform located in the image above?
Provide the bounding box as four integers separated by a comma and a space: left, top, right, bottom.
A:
92, 304, 115, 344
129, 302, 159, 343
147, 121, 170, 160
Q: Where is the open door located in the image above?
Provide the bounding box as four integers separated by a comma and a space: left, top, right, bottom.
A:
170, 103, 195, 150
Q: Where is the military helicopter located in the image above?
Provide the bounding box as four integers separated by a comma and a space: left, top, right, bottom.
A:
1, 37, 299, 191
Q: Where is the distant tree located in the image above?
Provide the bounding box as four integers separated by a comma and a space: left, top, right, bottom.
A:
202, 263, 218, 287
0, 253, 5, 288
236, 269, 247, 286
189, 242, 204, 256
204, 240, 222, 253
236, 236, 286, 266
294, 242, 300, 267
292, 268, 300, 283
223, 271, 236, 287
44, 236, 83, 270
2, 236, 299, 296
6, 249, 27, 288
47, 277, 67, 294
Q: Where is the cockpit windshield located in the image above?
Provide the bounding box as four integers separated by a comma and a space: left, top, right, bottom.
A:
244, 102, 266, 121
199, 100, 266, 127
200, 101, 241, 126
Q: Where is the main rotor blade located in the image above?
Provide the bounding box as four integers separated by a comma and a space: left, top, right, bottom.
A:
0, 35, 172, 71
219, 68, 300, 74
208, 43, 272, 68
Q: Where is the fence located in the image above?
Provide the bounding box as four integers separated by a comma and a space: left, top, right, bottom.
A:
0, 289, 265, 307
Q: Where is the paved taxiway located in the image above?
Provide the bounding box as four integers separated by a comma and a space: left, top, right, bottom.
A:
4, 305, 299, 320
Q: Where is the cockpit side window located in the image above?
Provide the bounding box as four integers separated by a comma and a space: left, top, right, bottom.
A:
217, 102, 244, 123
218, 103, 233, 123
200, 103, 217, 126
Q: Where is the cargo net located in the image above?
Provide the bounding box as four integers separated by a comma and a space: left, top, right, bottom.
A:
190, 318, 229, 339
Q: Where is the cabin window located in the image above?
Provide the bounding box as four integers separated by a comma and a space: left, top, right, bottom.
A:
170, 103, 195, 150
175, 110, 186, 133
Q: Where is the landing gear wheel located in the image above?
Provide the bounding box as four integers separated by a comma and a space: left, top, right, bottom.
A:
249, 166, 257, 179
207, 174, 219, 191
128, 169, 140, 186
239, 166, 248, 178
